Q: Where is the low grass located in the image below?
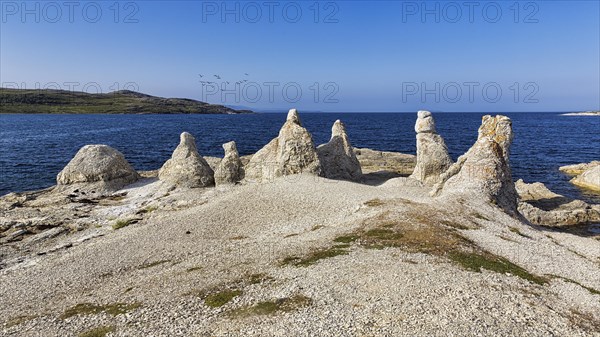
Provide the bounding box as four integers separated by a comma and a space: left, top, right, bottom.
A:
60, 302, 141, 319
568, 308, 600, 333
246, 273, 274, 285
230, 295, 312, 318
112, 218, 136, 230
548, 274, 600, 295
5, 315, 36, 328
138, 260, 170, 270
281, 247, 349, 267
509, 227, 532, 239
364, 199, 385, 207
79, 326, 116, 337
204, 290, 242, 308
138, 205, 158, 214
448, 251, 548, 285
186, 266, 203, 272
333, 234, 360, 243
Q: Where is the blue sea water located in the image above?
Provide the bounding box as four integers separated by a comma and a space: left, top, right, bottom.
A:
0, 112, 599, 203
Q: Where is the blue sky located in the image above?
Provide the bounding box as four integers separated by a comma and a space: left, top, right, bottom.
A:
1, 0, 599, 112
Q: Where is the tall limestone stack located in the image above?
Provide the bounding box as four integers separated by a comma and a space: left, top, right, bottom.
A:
158, 132, 215, 188
317, 120, 362, 181
433, 115, 518, 216
215, 141, 245, 185
409, 111, 452, 185
245, 109, 322, 182
56, 145, 139, 192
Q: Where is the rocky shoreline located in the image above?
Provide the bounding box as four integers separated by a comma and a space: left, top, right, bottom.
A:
1, 110, 599, 336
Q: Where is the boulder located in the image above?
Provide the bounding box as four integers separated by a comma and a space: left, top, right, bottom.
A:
158, 132, 215, 188
215, 141, 245, 185
56, 145, 139, 191
317, 120, 362, 181
516, 179, 600, 226
433, 115, 518, 216
409, 111, 452, 185
245, 109, 322, 182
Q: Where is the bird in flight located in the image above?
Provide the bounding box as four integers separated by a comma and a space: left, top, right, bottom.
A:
198, 74, 203, 78
214, 75, 221, 79
244, 73, 249, 76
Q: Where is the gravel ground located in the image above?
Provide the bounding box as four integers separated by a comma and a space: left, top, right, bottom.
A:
1, 175, 599, 336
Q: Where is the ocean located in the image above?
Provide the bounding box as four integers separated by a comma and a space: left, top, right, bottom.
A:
1, 112, 598, 203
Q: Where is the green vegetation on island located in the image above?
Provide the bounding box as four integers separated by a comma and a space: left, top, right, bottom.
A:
0, 88, 252, 114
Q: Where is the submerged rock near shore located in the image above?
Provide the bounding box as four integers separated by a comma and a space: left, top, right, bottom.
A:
409, 111, 452, 185
317, 120, 362, 181
158, 132, 215, 188
245, 109, 322, 181
434, 115, 518, 216
56, 145, 139, 192
516, 179, 600, 226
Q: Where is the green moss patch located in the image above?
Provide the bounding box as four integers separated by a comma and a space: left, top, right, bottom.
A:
204, 290, 242, 308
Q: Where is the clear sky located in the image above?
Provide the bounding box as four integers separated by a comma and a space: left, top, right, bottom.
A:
1, 0, 599, 112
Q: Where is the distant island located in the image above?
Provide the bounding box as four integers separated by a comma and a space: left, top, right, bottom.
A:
560, 111, 600, 116
0, 88, 253, 114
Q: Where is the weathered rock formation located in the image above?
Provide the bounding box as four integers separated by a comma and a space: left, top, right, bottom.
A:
409, 111, 452, 185
214, 141, 245, 185
433, 115, 518, 216
317, 120, 362, 181
245, 109, 322, 182
158, 132, 215, 188
516, 179, 600, 226
56, 145, 139, 191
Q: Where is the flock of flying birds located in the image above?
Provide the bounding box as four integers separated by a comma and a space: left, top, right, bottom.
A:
198, 73, 250, 86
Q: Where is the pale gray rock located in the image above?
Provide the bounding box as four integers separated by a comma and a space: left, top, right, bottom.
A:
433, 115, 518, 216
409, 111, 452, 185
158, 132, 215, 188
516, 179, 600, 226
317, 120, 362, 181
215, 141, 245, 185
559, 161, 600, 176
56, 145, 139, 191
245, 109, 322, 182
571, 165, 600, 192
353, 148, 416, 175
